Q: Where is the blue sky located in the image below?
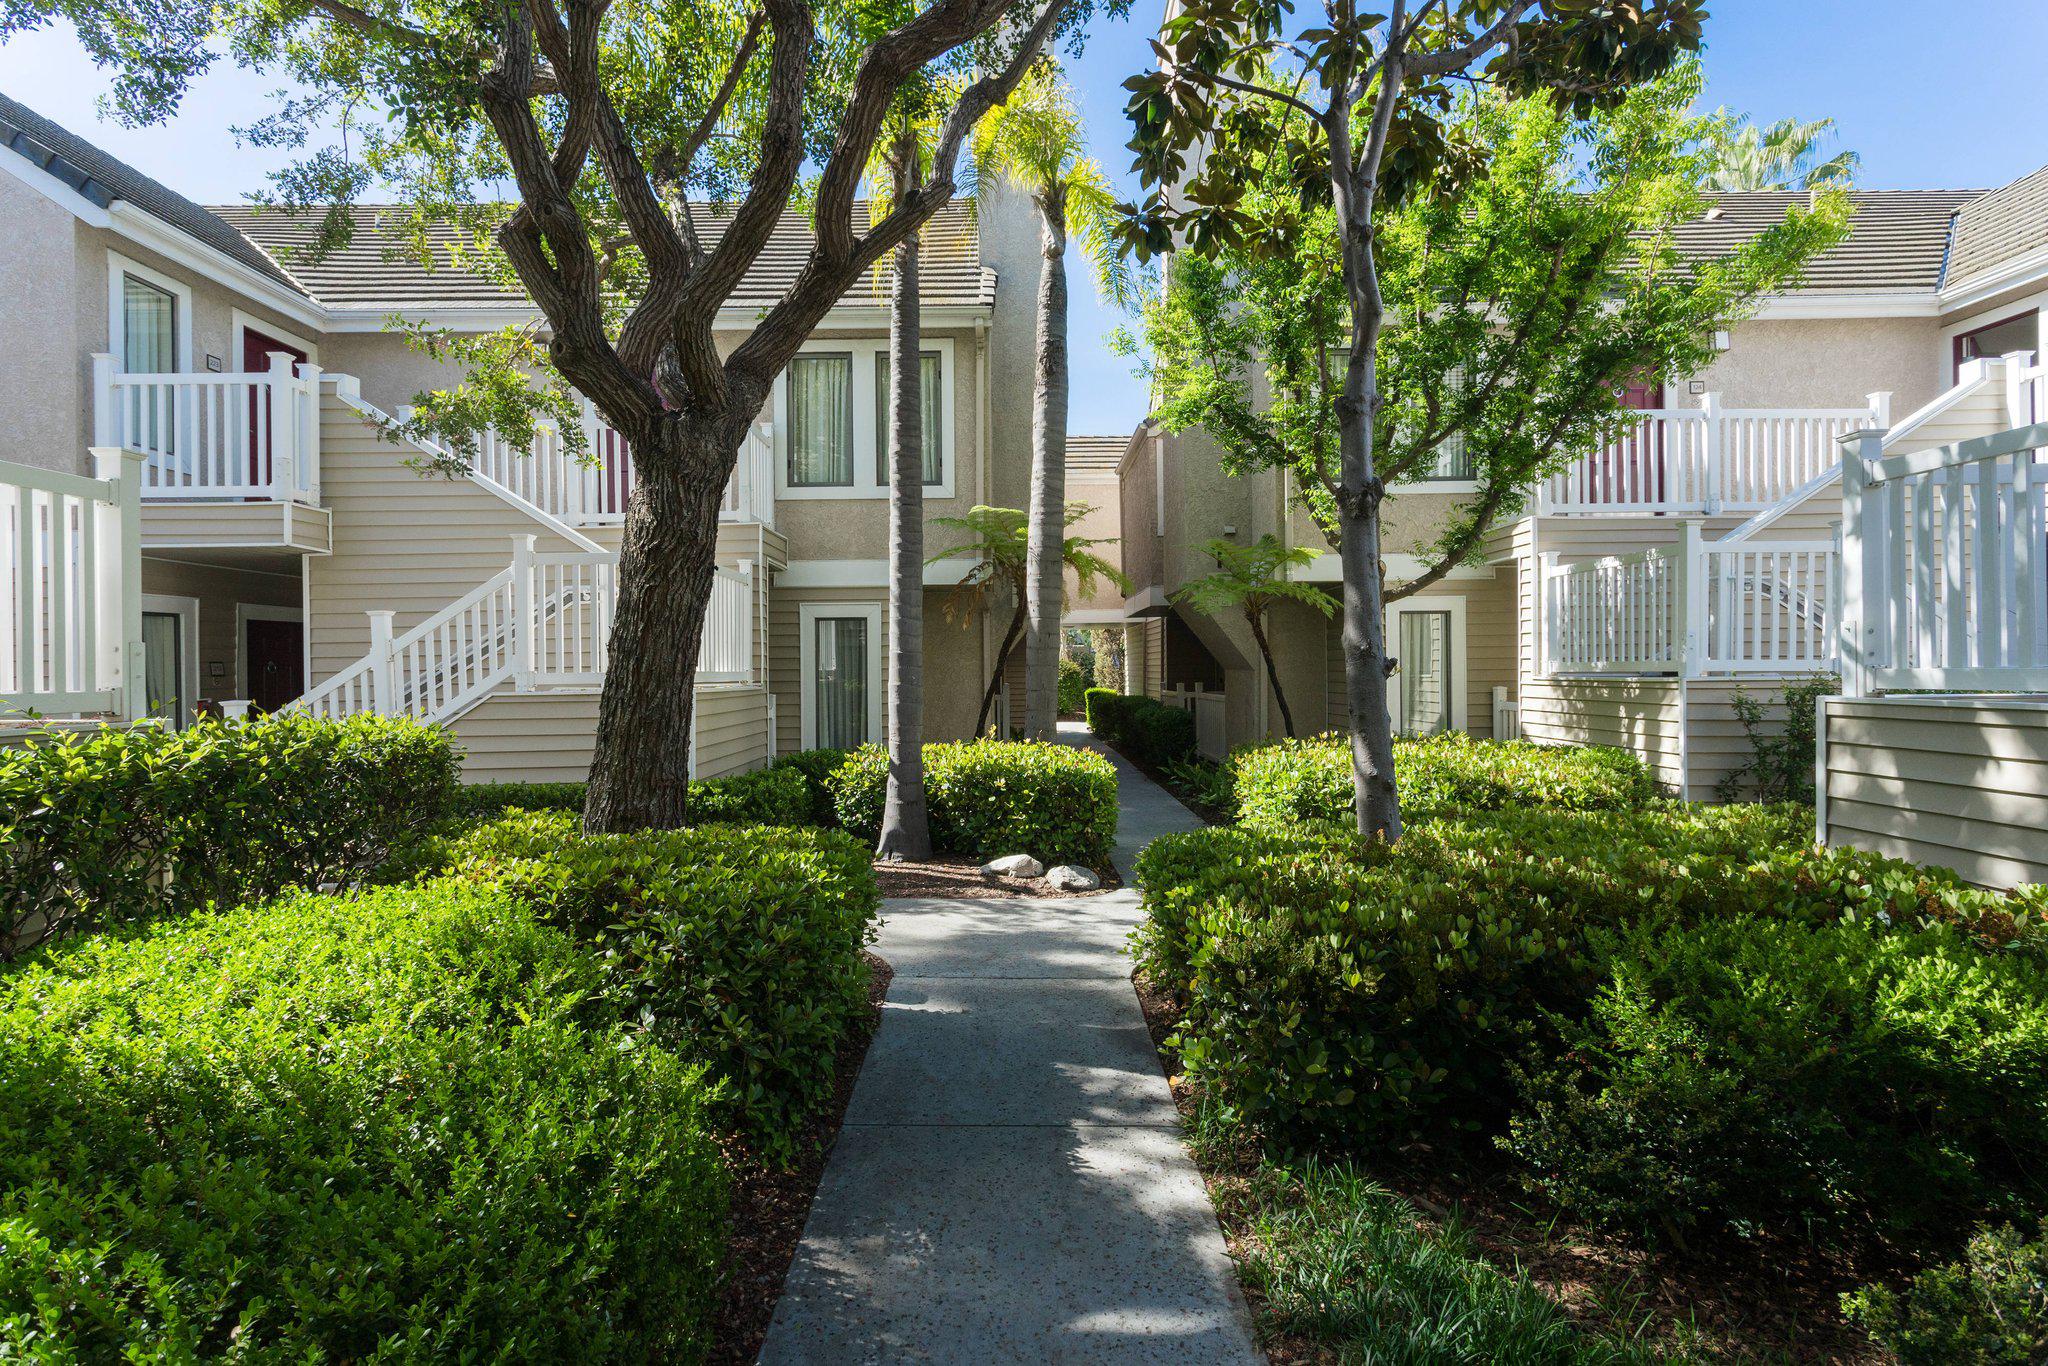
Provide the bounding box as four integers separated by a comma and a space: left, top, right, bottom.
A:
4, 1, 2044, 435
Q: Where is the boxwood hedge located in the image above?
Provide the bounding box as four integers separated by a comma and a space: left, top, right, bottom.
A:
0, 883, 727, 1360
1, 713, 458, 956
1230, 731, 1657, 830
450, 762, 812, 828
447, 811, 879, 1154
1085, 688, 1196, 768
828, 740, 1118, 867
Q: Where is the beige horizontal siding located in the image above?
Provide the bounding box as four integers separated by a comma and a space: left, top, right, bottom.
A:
449, 685, 770, 784
1320, 573, 1514, 739
1822, 697, 2048, 889
1519, 676, 1686, 793
142, 502, 332, 554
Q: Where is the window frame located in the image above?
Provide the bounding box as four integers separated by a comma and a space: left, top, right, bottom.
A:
797, 602, 884, 748
1387, 594, 1468, 736
774, 337, 955, 500
107, 252, 193, 374
874, 349, 945, 487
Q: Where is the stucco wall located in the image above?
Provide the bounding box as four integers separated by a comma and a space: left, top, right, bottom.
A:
0, 170, 89, 473
1690, 315, 1945, 416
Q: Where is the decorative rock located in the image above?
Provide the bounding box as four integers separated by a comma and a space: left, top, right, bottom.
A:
981, 853, 1045, 879
1043, 864, 1100, 892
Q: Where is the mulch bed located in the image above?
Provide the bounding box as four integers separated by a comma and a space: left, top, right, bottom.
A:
707, 951, 893, 1364
872, 854, 1121, 899
1130, 972, 1883, 1365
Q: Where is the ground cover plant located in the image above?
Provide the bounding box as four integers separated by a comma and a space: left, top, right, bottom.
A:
0, 882, 727, 1360
1, 713, 457, 956
829, 739, 1117, 867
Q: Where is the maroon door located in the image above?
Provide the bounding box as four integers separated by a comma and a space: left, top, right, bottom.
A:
1614, 377, 1666, 507
243, 328, 309, 492
245, 617, 305, 712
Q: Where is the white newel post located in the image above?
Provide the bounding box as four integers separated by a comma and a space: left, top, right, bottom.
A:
90, 446, 146, 720
91, 354, 118, 448
1698, 392, 1722, 514
1678, 520, 1706, 678
1537, 550, 1560, 677
266, 352, 298, 499
367, 610, 397, 716
297, 363, 323, 502
511, 534, 537, 689
1868, 390, 1892, 433
2004, 352, 2036, 428
1837, 427, 1886, 698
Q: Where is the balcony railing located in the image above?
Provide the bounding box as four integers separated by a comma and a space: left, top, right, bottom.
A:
464, 400, 775, 528
1537, 394, 1888, 516
93, 352, 321, 504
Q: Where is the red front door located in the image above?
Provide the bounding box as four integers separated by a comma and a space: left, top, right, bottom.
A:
1609, 376, 1665, 508
244, 617, 305, 712
243, 328, 309, 492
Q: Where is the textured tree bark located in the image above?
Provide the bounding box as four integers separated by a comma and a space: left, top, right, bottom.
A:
582, 417, 737, 833
1248, 611, 1298, 739
877, 220, 933, 860
1022, 185, 1070, 741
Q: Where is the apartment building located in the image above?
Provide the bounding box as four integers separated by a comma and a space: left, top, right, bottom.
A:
0, 90, 1048, 780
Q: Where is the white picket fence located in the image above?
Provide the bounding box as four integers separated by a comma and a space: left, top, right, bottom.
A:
94, 352, 322, 503
0, 450, 144, 720
1841, 419, 2048, 694
1538, 394, 1887, 516
464, 402, 775, 528
298, 537, 754, 724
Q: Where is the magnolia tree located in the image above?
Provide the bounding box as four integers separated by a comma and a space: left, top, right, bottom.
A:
1119, 0, 1722, 839
14, 0, 1112, 831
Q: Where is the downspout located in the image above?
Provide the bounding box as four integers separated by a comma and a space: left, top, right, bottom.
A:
977, 315, 995, 728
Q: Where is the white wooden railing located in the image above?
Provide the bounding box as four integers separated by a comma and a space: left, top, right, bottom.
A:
1542, 546, 1685, 673
463, 401, 775, 528
94, 353, 321, 504
1699, 538, 1837, 674
1841, 420, 2048, 695
297, 536, 754, 724
0, 449, 144, 720
1538, 393, 1888, 516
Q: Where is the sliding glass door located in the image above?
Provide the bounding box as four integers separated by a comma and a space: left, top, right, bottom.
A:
812, 614, 872, 749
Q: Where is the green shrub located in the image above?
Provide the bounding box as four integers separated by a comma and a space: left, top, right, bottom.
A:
1058, 657, 1089, 714
1717, 673, 1838, 803
448, 811, 878, 1154
1843, 1222, 2048, 1364
1133, 803, 2046, 1147
1502, 914, 2048, 1249
1231, 731, 1657, 830
450, 779, 589, 815
827, 740, 1118, 866
451, 764, 811, 828
1083, 685, 1121, 729
0, 713, 458, 955
1087, 690, 1196, 767
0, 883, 727, 1360
771, 747, 851, 826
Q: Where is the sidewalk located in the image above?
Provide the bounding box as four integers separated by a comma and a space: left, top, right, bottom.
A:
758, 723, 1257, 1363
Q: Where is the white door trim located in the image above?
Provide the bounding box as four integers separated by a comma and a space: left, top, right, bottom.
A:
141, 592, 201, 728
234, 602, 306, 698
231, 309, 321, 368
1387, 594, 1468, 736
797, 602, 884, 749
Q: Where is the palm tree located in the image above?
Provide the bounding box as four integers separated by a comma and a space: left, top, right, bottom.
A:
929, 503, 1129, 735
1710, 113, 1860, 192
1173, 536, 1337, 740
972, 63, 1139, 741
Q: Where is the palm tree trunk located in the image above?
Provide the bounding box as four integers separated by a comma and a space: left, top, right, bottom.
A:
1022, 184, 1069, 741
977, 596, 1027, 735
1248, 611, 1297, 738
877, 197, 932, 860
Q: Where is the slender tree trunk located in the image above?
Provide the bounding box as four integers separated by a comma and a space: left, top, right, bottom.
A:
1023, 184, 1069, 741
583, 417, 735, 832
977, 596, 1027, 734
1248, 612, 1297, 738
877, 210, 932, 860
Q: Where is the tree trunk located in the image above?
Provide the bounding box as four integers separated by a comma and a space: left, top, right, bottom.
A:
1248, 611, 1297, 738
877, 219, 933, 860
582, 418, 735, 832
1022, 185, 1070, 741
977, 596, 1027, 735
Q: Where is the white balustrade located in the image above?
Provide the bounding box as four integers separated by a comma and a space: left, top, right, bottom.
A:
1698, 539, 1836, 673
1841, 418, 2048, 696
1541, 546, 1686, 674
94, 352, 321, 503
0, 449, 144, 719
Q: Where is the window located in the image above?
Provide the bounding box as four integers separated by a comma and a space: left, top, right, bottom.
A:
874, 351, 943, 485
1953, 311, 2040, 381
1420, 367, 1477, 481
1396, 610, 1451, 735
122, 275, 178, 373
799, 603, 883, 748
140, 594, 199, 731
787, 354, 854, 487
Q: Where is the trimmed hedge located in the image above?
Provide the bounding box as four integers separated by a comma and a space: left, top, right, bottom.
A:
450, 763, 813, 829
771, 747, 851, 826
447, 811, 878, 1154
1086, 688, 1196, 768
1503, 914, 2048, 1249
1231, 731, 1657, 830
0, 883, 727, 1360
1133, 804, 2046, 1149
1, 713, 458, 956
828, 740, 1119, 867
1058, 657, 1089, 714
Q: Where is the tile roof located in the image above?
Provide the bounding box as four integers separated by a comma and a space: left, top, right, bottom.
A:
1671, 189, 1985, 294
1946, 164, 2048, 288
0, 90, 304, 293
210, 199, 996, 313
1067, 435, 1130, 475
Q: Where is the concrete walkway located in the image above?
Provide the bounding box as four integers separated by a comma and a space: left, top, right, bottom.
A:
758, 723, 1259, 1363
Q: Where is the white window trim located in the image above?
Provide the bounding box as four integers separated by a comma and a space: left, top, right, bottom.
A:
234, 602, 306, 699
773, 337, 956, 500
1387, 594, 1467, 736
141, 593, 201, 728
798, 602, 884, 748
108, 251, 194, 373
230, 308, 321, 369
